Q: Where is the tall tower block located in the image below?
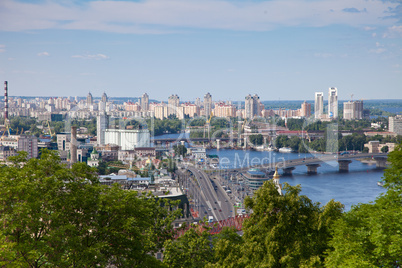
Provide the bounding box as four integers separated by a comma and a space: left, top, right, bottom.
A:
328, 87, 338, 119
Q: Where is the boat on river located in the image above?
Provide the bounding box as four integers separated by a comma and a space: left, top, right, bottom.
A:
278, 147, 293, 153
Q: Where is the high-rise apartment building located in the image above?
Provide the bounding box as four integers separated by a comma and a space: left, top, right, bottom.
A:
328, 87, 338, 119
253, 94, 260, 117
195, 97, 201, 108
182, 103, 200, 118
213, 102, 236, 118
168, 94, 180, 117
314, 92, 324, 119
141, 93, 149, 111
245, 95, 253, 119
101, 92, 108, 103
245, 94, 260, 119
87, 92, 93, 106
97, 112, 109, 145
389, 115, 402, 135
343, 100, 363, 120
300, 101, 311, 118
153, 103, 166, 120
16, 135, 38, 159
203, 93, 212, 118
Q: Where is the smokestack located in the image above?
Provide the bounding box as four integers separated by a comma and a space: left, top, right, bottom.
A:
70, 126, 77, 165
4, 81, 8, 121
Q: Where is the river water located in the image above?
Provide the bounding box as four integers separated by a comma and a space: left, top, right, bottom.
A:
207, 149, 386, 211
153, 133, 387, 211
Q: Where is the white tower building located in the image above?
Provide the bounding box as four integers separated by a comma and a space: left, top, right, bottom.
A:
328, 87, 338, 119
97, 112, 109, 145
314, 92, 324, 119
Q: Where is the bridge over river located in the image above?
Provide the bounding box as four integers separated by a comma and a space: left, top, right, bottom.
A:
209, 152, 388, 175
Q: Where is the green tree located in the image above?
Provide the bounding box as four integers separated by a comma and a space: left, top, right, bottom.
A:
240, 181, 343, 267
381, 145, 389, 153
275, 135, 289, 149
206, 227, 244, 268
325, 144, 402, 267
249, 134, 263, 146
164, 226, 213, 268
174, 144, 188, 157
0, 150, 179, 267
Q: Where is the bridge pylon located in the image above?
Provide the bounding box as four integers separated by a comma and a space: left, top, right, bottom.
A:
374, 157, 387, 169
306, 164, 320, 175
282, 167, 295, 176
338, 160, 352, 172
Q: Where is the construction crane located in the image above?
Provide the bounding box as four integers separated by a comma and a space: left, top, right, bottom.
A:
47, 121, 55, 138
4, 120, 10, 136
241, 119, 249, 132
204, 112, 213, 139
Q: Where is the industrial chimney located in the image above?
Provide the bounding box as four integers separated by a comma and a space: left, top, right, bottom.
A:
4, 81, 8, 121
70, 126, 77, 165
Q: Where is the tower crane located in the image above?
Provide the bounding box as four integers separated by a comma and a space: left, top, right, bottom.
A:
204, 112, 213, 139
47, 121, 55, 138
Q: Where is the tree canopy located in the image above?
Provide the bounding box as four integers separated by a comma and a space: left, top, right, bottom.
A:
241, 181, 344, 267
0, 150, 180, 267
325, 144, 402, 267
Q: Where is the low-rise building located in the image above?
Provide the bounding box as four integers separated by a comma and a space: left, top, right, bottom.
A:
364, 141, 396, 153
0, 146, 17, 161
188, 148, 206, 160
243, 168, 271, 190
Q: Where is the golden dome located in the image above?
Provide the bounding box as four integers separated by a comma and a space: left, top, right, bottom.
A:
273, 166, 280, 180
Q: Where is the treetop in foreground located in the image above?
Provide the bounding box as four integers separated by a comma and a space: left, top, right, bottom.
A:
0, 150, 180, 267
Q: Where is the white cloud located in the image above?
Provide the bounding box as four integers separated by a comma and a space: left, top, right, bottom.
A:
314, 52, 333, 58
370, 48, 386, 54
370, 42, 386, 53
364, 26, 376, 31
72, 54, 109, 60
383, 25, 402, 38
0, 0, 399, 33
0, 44, 5, 53
37, 51, 50, 56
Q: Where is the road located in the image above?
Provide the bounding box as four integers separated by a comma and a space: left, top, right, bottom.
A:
187, 166, 234, 222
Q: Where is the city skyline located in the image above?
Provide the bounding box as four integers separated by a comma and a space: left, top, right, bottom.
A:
0, 0, 401, 100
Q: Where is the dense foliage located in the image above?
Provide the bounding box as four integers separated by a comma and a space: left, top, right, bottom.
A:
240, 182, 343, 267
326, 144, 402, 267
0, 150, 180, 267
248, 134, 263, 146
150, 118, 183, 136
174, 144, 188, 157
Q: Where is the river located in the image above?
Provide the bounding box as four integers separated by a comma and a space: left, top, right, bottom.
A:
207, 149, 386, 211
153, 133, 387, 211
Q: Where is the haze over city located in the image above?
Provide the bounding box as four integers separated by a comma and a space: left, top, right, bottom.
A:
0, 0, 401, 100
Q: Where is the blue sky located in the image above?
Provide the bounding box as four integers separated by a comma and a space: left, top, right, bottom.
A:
0, 0, 401, 102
